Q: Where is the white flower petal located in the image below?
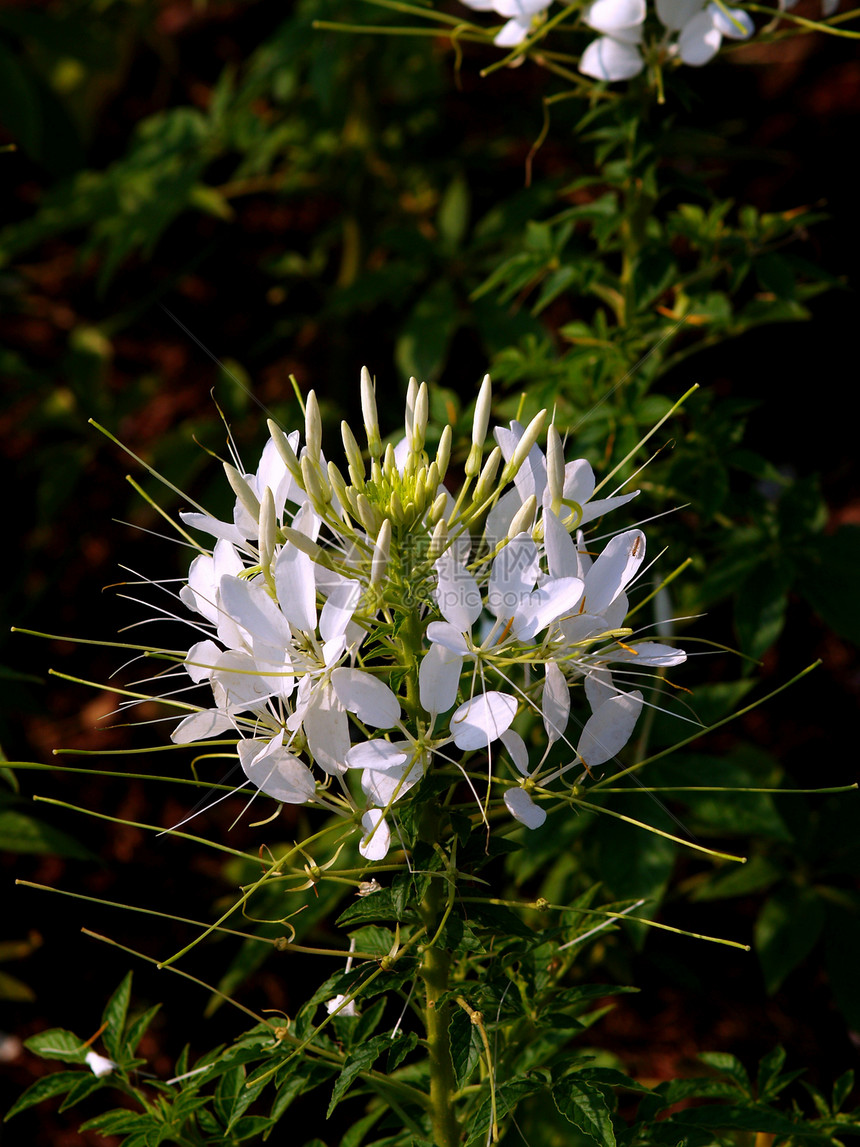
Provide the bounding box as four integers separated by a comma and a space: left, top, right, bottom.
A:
580, 35, 645, 80
709, 3, 753, 37
184, 640, 222, 684
85, 1051, 117, 1077
171, 709, 235, 744
494, 16, 532, 46
501, 728, 530, 775
419, 641, 463, 716
678, 9, 722, 63
513, 576, 584, 640
331, 668, 400, 728
585, 0, 646, 33
577, 690, 643, 768
542, 661, 571, 745
219, 575, 293, 648
656, 0, 705, 29
238, 739, 316, 804
359, 809, 391, 860
582, 529, 645, 616
450, 691, 518, 750
609, 642, 687, 667
274, 546, 317, 633
346, 740, 410, 772
504, 787, 547, 829
304, 686, 350, 774
434, 552, 483, 630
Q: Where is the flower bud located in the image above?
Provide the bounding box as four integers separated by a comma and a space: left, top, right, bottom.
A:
429, 517, 448, 559
435, 424, 452, 480
360, 366, 382, 459
224, 463, 261, 523
300, 455, 331, 512
465, 373, 492, 477
508, 494, 538, 538
268, 420, 304, 486
501, 409, 546, 485
428, 491, 449, 525
305, 390, 322, 462
341, 421, 366, 488
356, 492, 381, 534
473, 445, 502, 505
412, 381, 429, 455
258, 486, 277, 572
371, 519, 391, 587
546, 424, 565, 513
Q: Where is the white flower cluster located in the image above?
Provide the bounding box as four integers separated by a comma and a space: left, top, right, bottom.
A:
457, 0, 756, 77
169, 370, 684, 858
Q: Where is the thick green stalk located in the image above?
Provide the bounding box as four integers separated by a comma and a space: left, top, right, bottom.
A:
419, 861, 459, 1147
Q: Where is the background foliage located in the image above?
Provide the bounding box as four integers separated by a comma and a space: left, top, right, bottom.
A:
1, 0, 858, 1143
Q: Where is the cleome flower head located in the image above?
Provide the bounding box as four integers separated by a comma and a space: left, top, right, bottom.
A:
153, 369, 684, 857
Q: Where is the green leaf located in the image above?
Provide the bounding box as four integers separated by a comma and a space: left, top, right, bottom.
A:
448, 1006, 483, 1090
0, 808, 94, 858
690, 854, 782, 901
755, 885, 825, 994
387, 1031, 418, 1073
798, 526, 860, 646
395, 279, 459, 382
666, 1103, 804, 1135
124, 1004, 161, 1056
214, 1064, 247, 1128
58, 1073, 106, 1111
468, 1075, 545, 1143
101, 972, 132, 1061
24, 1028, 85, 1064
437, 174, 470, 250
551, 1076, 617, 1147
756, 1044, 786, 1099
698, 1052, 751, 1093
4, 1070, 83, 1120
327, 1034, 389, 1116
735, 558, 791, 659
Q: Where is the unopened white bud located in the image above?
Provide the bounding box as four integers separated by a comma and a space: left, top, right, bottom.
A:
258, 487, 277, 572
371, 519, 392, 587
341, 422, 366, 488
268, 420, 303, 485
305, 390, 322, 461
508, 494, 538, 538
546, 425, 564, 513
356, 492, 381, 535
466, 374, 492, 476
428, 491, 449, 525
502, 409, 546, 484
473, 446, 502, 505
360, 367, 382, 459
224, 463, 261, 524
435, 424, 452, 480
300, 456, 331, 511
383, 442, 397, 481
429, 517, 449, 559
405, 376, 418, 442
412, 382, 429, 454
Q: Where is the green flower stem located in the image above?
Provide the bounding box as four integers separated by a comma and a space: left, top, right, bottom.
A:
419, 807, 460, 1147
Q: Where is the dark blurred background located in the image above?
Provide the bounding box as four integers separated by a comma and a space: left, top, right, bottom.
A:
1, 1, 858, 1142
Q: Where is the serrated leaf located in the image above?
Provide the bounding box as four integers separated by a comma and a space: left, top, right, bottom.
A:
667, 1103, 803, 1135
24, 1028, 85, 1063
58, 1073, 105, 1111
469, 1075, 545, 1143
124, 1004, 161, 1057
101, 972, 132, 1060
327, 1034, 389, 1116
552, 1076, 616, 1147
3, 1070, 83, 1120
388, 1031, 418, 1073
449, 1006, 483, 1090
214, 1064, 246, 1128
698, 1052, 751, 1092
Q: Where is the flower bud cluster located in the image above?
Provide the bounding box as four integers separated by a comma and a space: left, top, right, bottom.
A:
172, 369, 685, 858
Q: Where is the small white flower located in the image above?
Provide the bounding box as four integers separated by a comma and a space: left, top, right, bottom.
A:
459, 0, 554, 46
85, 1050, 117, 1077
